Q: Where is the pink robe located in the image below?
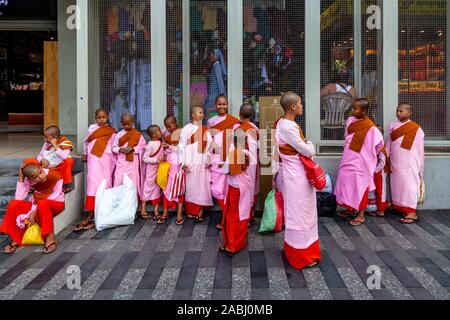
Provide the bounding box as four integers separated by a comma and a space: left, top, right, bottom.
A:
387, 120, 425, 210
179, 123, 213, 207
334, 117, 384, 211
275, 119, 318, 250
112, 129, 147, 198
82, 124, 116, 197
141, 140, 164, 202
248, 122, 260, 197
163, 134, 183, 203
207, 115, 240, 201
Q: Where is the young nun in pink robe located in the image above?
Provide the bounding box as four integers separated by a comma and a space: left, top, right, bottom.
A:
334, 99, 384, 226
275, 92, 320, 270
161, 116, 185, 225
219, 120, 257, 256
207, 94, 240, 228
141, 125, 165, 221
112, 113, 147, 204
179, 106, 214, 222
74, 108, 116, 231
387, 103, 425, 224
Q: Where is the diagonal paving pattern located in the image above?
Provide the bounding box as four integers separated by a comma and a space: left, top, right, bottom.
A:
1, 210, 450, 300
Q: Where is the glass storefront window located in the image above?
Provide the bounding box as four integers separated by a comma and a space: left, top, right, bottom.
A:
189, 0, 228, 120
242, 0, 305, 129
166, 0, 183, 124
91, 0, 152, 132
320, 0, 354, 143
399, 0, 449, 142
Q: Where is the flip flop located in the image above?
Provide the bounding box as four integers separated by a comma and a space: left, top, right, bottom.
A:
400, 217, 419, 224
349, 219, 366, 227
157, 216, 169, 225
43, 242, 57, 254
366, 211, 385, 218
83, 220, 95, 230
175, 219, 185, 226
3, 242, 18, 254
218, 246, 234, 257
304, 261, 320, 269
139, 212, 151, 220
216, 224, 222, 230
337, 211, 357, 219
193, 216, 204, 223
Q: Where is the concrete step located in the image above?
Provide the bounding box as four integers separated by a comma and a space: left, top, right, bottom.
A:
0, 189, 16, 209
0, 171, 18, 189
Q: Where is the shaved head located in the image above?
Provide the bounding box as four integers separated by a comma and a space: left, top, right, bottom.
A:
191, 105, 203, 114
121, 112, 135, 122
164, 115, 177, 125
22, 164, 40, 179
44, 126, 60, 138
240, 103, 255, 121
280, 91, 301, 112
398, 103, 412, 112
354, 98, 370, 112
147, 125, 161, 138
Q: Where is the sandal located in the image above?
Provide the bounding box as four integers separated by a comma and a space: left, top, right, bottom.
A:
73, 216, 94, 232
218, 246, 235, 257
367, 211, 385, 218
83, 220, 95, 230
193, 216, 204, 223
186, 214, 195, 219
216, 224, 222, 231
305, 261, 320, 269
175, 219, 185, 226
63, 183, 75, 194
4, 242, 18, 254
139, 212, 151, 220
400, 217, 419, 224
337, 211, 357, 219
157, 215, 169, 225
349, 219, 366, 227
43, 242, 57, 254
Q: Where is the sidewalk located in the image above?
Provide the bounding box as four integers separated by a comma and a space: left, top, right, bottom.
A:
0, 209, 449, 300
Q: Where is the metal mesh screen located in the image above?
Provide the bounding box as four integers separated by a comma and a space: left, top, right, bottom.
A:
362, 0, 383, 128
189, 0, 227, 120
242, 0, 305, 130
166, 0, 183, 125
399, 0, 449, 141
89, 0, 152, 132
320, 0, 354, 141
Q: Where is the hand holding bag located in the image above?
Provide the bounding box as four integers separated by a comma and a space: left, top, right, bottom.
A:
22, 222, 45, 246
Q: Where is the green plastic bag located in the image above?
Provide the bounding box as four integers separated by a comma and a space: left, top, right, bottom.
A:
259, 190, 283, 233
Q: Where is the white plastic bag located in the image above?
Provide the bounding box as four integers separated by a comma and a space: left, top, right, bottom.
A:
321, 173, 333, 194
94, 174, 137, 231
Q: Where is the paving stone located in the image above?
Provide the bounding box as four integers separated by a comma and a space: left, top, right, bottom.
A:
156, 222, 182, 252
407, 287, 435, 300
322, 219, 355, 250
214, 252, 232, 289
172, 289, 193, 300
231, 267, 251, 300
106, 226, 132, 240
12, 289, 39, 300
99, 251, 138, 290
377, 223, 416, 250
262, 235, 284, 268
198, 236, 220, 268
112, 268, 146, 300
318, 251, 346, 289
0, 268, 43, 300
337, 267, 373, 300
290, 288, 312, 300
188, 221, 208, 251
281, 251, 307, 289
32, 268, 69, 300
72, 269, 111, 300
404, 224, 447, 250
407, 267, 450, 300
0, 252, 41, 289
192, 268, 215, 300
151, 267, 181, 300
176, 251, 201, 289
231, 247, 250, 268
212, 288, 231, 300
329, 288, 352, 300
132, 289, 154, 300
353, 225, 386, 251
178, 219, 195, 237
267, 267, 291, 300
407, 250, 450, 287
375, 251, 421, 289
251, 288, 271, 300
137, 252, 170, 289
302, 268, 333, 300
249, 251, 269, 289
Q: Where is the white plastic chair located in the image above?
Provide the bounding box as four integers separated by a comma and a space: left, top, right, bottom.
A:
320, 92, 353, 130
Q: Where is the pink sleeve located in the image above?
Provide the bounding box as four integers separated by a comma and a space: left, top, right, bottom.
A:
15, 180, 31, 200
82, 131, 90, 156
134, 136, 147, 153
47, 180, 65, 202
112, 134, 121, 154
55, 148, 71, 159
37, 143, 47, 162
143, 143, 159, 164
417, 129, 425, 177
